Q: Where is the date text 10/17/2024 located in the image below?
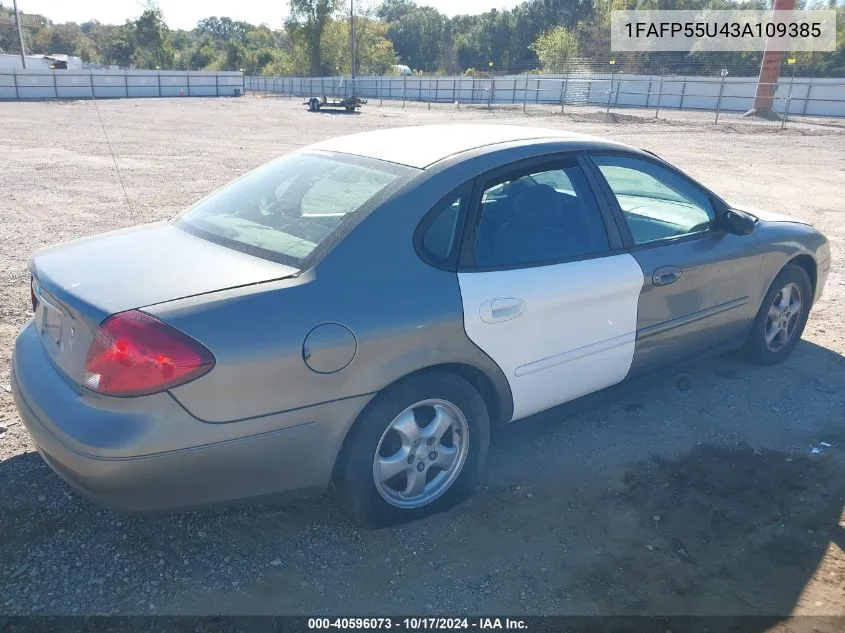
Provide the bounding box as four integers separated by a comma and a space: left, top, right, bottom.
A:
308, 618, 529, 630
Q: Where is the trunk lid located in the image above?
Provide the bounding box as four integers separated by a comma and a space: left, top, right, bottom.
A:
29, 221, 297, 387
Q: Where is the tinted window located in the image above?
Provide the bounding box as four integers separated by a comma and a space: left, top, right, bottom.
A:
593, 155, 715, 245
473, 164, 609, 268
422, 194, 465, 262
176, 152, 413, 267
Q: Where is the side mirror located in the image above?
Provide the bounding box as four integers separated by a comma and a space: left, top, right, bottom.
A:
722, 208, 757, 236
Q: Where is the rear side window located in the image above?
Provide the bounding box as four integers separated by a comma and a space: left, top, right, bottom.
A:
176, 151, 414, 268
423, 194, 465, 260
473, 164, 609, 268
417, 190, 468, 268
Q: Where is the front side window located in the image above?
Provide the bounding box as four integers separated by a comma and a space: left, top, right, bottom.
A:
592, 155, 715, 246
176, 151, 413, 267
473, 164, 609, 268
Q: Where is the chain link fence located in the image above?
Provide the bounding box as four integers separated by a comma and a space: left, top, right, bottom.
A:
246, 70, 845, 126
247, 53, 845, 125
435, 53, 845, 79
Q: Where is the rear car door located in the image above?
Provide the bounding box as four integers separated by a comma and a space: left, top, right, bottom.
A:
587, 153, 762, 375
455, 156, 645, 422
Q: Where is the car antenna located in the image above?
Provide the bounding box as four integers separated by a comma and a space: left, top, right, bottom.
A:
89, 77, 137, 225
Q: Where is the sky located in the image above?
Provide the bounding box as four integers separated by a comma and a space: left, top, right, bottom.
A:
14, 0, 522, 30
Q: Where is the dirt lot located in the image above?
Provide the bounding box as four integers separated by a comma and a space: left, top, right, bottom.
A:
0, 97, 843, 623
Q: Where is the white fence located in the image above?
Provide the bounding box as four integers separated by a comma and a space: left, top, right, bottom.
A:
0, 69, 244, 100
246, 73, 845, 118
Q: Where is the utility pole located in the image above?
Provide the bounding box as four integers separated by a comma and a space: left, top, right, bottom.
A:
12, 0, 27, 68
350, 0, 356, 97
745, 0, 795, 118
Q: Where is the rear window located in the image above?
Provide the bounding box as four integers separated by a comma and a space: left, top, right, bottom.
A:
175, 151, 414, 267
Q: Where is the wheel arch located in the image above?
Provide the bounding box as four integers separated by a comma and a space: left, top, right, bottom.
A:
755, 251, 818, 317
379, 362, 513, 428
787, 253, 817, 300
743, 252, 817, 365
330, 361, 511, 481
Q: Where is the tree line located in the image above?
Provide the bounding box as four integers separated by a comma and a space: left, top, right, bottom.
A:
1, 0, 843, 77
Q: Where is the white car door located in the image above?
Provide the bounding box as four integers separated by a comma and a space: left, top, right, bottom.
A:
457, 158, 644, 421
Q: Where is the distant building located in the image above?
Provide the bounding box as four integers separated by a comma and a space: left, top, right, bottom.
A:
0, 53, 83, 70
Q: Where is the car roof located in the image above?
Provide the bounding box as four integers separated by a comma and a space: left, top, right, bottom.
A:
307, 124, 629, 169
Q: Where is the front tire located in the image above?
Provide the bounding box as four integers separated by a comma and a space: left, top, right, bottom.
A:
333, 372, 490, 528
743, 263, 812, 365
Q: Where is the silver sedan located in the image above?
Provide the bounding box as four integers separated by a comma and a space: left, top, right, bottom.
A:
11, 124, 830, 526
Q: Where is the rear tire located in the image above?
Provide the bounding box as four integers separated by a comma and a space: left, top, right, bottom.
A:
743, 264, 812, 365
333, 371, 490, 528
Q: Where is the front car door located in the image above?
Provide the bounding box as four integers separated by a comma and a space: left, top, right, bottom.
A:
455, 155, 645, 422
586, 152, 763, 375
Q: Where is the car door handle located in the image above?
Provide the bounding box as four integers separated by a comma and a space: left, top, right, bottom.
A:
480, 297, 525, 324
653, 266, 682, 286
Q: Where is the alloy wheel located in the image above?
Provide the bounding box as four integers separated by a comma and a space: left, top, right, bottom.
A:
765, 282, 803, 351
372, 399, 470, 509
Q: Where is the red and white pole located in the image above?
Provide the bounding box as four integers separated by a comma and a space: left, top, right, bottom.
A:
749, 0, 795, 116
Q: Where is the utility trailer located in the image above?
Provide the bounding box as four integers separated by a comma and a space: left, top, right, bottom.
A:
304, 95, 367, 112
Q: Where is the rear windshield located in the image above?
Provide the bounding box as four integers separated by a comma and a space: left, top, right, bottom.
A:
175, 151, 414, 268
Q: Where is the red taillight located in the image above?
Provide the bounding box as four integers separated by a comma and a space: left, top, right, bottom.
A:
83, 310, 214, 397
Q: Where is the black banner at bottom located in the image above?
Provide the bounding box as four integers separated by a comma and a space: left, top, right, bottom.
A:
0, 616, 842, 633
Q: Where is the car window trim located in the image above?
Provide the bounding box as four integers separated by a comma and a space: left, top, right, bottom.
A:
584, 151, 729, 252
456, 152, 625, 272
575, 154, 625, 252
413, 183, 473, 272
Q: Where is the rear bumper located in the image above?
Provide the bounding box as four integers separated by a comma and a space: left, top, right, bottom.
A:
11, 321, 371, 512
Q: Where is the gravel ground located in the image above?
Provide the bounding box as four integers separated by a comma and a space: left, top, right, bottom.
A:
0, 97, 844, 621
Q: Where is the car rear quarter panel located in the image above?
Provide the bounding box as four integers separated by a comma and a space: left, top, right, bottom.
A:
144, 141, 647, 435
146, 166, 515, 430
